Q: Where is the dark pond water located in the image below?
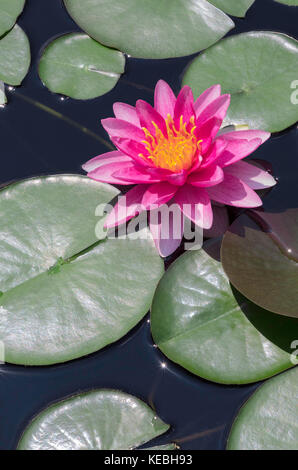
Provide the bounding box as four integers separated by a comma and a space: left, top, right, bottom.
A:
0, 0, 297, 450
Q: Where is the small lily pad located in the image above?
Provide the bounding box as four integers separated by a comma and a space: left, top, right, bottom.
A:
0, 24, 30, 86
39, 33, 125, 100
0, 175, 164, 365
17, 390, 170, 450
183, 31, 298, 132
208, 0, 255, 17
227, 367, 298, 450
151, 242, 296, 384
0, 0, 25, 37
64, 0, 234, 59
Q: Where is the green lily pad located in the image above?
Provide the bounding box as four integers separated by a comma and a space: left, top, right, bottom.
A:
0, 81, 6, 105
17, 390, 170, 450
183, 31, 298, 133
64, 0, 234, 59
208, 0, 255, 17
39, 33, 125, 100
151, 242, 296, 385
227, 367, 298, 450
144, 444, 177, 450
0, 24, 30, 86
0, 175, 164, 366
0, 0, 25, 37
274, 0, 298, 5
221, 211, 298, 319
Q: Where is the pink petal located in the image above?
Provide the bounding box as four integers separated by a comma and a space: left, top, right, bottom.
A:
102, 118, 145, 142
215, 138, 263, 167
113, 165, 162, 184
194, 85, 221, 119
149, 204, 184, 257
136, 100, 167, 136
197, 94, 230, 129
204, 205, 229, 238
200, 139, 227, 168
174, 185, 213, 229
165, 170, 189, 186
219, 129, 270, 145
113, 102, 140, 127
207, 173, 263, 208
188, 165, 224, 187
129, 166, 189, 187
111, 137, 152, 167
154, 80, 176, 119
82, 150, 130, 172
105, 185, 149, 229
196, 117, 222, 152
174, 86, 195, 128
142, 181, 178, 208
88, 160, 137, 185
224, 160, 276, 190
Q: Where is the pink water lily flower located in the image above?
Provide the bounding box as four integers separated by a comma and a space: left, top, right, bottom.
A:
83, 80, 276, 256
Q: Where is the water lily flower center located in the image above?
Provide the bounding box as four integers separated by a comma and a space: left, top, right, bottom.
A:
140, 114, 201, 172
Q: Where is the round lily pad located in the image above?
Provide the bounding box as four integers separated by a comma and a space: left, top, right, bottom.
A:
227, 367, 298, 450
17, 390, 170, 450
0, 175, 164, 366
39, 33, 125, 100
208, 0, 255, 17
0, 0, 25, 37
151, 242, 296, 384
63, 0, 234, 59
221, 211, 298, 318
0, 24, 30, 86
183, 31, 298, 132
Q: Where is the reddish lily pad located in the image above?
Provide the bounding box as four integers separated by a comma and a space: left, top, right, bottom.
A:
221, 210, 298, 318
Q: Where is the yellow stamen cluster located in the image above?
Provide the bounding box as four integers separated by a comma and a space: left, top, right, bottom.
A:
140, 114, 201, 172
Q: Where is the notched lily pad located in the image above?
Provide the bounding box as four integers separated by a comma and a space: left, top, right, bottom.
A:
183, 31, 298, 132
221, 210, 298, 318
151, 240, 296, 384
64, 0, 234, 59
0, 175, 164, 365
0, 0, 25, 37
17, 390, 171, 450
0, 24, 30, 86
39, 33, 125, 100
228, 367, 298, 450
